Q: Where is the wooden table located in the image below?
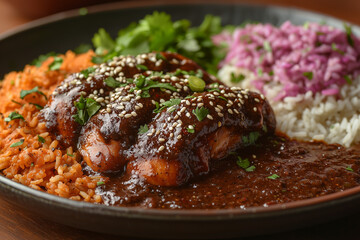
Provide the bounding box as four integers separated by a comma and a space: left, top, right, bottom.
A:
1, 0, 360, 239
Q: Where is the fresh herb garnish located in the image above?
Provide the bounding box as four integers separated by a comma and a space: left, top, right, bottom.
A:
218, 96, 228, 102
5, 112, 24, 122
263, 40, 272, 52
154, 98, 181, 113
207, 83, 220, 92
80, 67, 95, 78
303, 71, 313, 80
11, 100, 23, 106
48, 56, 63, 71
268, 174, 280, 179
331, 43, 345, 55
138, 124, 149, 134
188, 76, 206, 92
20, 86, 47, 100
104, 76, 127, 88
91, 56, 104, 64
236, 157, 250, 169
257, 68, 263, 77
185, 95, 195, 99
242, 132, 260, 146
92, 28, 116, 55
30, 52, 57, 67
245, 165, 256, 172
130, 75, 177, 98
346, 166, 354, 172
192, 107, 209, 121
97, 181, 105, 186
74, 43, 92, 54
344, 75, 352, 85
187, 126, 195, 133
38, 135, 45, 143
230, 72, 245, 83
344, 23, 354, 47
10, 139, 24, 148
136, 64, 148, 71
72, 95, 101, 125
156, 53, 166, 61
67, 153, 74, 157
29, 103, 43, 110
79, 7, 88, 16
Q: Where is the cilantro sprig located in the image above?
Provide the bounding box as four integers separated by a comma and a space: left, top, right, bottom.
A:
10, 139, 24, 148
48, 57, 63, 71
154, 98, 181, 113
192, 107, 209, 121
20, 86, 47, 100
236, 157, 256, 172
5, 112, 24, 122
72, 95, 101, 125
130, 75, 176, 98
138, 124, 149, 134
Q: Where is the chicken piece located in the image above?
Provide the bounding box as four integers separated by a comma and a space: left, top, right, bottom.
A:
40, 52, 276, 186
126, 88, 276, 186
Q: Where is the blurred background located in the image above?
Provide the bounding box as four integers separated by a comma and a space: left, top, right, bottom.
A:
1, 0, 360, 34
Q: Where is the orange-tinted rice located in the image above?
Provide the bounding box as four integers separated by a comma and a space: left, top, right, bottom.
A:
0, 50, 104, 202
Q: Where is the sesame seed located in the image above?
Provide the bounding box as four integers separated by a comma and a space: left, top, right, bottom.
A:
180, 107, 186, 113
197, 103, 204, 107
217, 105, 223, 110
254, 98, 260, 102
131, 111, 137, 117
215, 107, 221, 113
186, 112, 191, 118
159, 138, 165, 142
152, 129, 156, 133
138, 103, 143, 108
147, 132, 153, 136
186, 100, 191, 106
106, 108, 111, 113
209, 101, 214, 106
177, 135, 182, 140
158, 146, 165, 151
234, 109, 239, 114
253, 107, 257, 112
188, 125, 194, 130
218, 113, 224, 117
125, 114, 132, 118
172, 122, 178, 127
170, 133, 174, 137
96, 97, 104, 103
228, 109, 233, 114
156, 130, 160, 135
207, 114, 213, 120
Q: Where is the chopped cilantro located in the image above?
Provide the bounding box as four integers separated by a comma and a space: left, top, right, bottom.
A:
154, 98, 181, 113
29, 103, 43, 110
303, 71, 313, 80
136, 64, 148, 71
11, 100, 23, 106
242, 132, 260, 146
91, 56, 104, 64
345, 166, 353, 172
48, 56, 63, 71
74, 43, 92, 54
30, 52, 57, 67
236, 157, 250, 169
230, 72, 245, 83
104, 76, 126, 88
138, 124, 149, 134
97, 181, 105, 186
72, 95, 101, 125
331, 43, 345, 55
5, 111, 24, 122
80, 67, 95, 78
67, 153, 74, 157
185, 95, 195, 99
245, 165, 256, 172
268, 174, 280, 179
187, 127, 195, 133
20, 86, 47, 100
156, 53, 166, 61
207, 83, 220, 92
38, 135, 45, 143
10, 139, 24, 148
92, 28, 116, 55
192, 107, 209, 121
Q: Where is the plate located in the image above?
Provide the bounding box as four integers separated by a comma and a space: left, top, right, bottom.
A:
1, 1, 360, 239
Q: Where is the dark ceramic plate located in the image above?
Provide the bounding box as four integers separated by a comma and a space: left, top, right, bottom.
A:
1, 1, 360, 239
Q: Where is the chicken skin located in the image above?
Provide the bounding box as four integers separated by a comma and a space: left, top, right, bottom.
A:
40, 52, 276, 186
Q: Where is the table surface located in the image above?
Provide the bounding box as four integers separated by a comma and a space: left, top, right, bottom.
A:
1, 0, 360, 239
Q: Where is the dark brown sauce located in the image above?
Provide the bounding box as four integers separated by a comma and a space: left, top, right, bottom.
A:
92, 135, 360, 209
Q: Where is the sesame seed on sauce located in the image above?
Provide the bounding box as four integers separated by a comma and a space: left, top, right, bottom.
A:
158, 146, 165, 151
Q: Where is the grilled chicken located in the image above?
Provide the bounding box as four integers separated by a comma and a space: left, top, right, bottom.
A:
40, 52, 276, 186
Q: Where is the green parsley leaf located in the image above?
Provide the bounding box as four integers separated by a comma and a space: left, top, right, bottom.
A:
91, 56, 104, 64
185, 95, 195, 99
303, 71, 313, 80
97, 181, 105, 186
104, 76, 126, 88
154, 98, 181, 113
48, 56, 63, 71
344, 75, 352, 85
345, 166, 354, 172
236, 157, 250, 169
92, 28, 116, 55
29, 103, 43, 110
10, 139, 24, 148
263, 40, 272, 52
156, 53, 166, 61
72, 96, 101, 125
141, 81, 177, 92
80, 67, 95, 78
138, 124, 149, 134
192, 107, 209, 121
20, 86, 47, 100
268, 174, 280, 180
74, 43, 92, 54
187, 126, 195, 133
11, 100, 23, 106
30, 52, 57, 67
4, 111, 24, 122
136, 64, 148, 71
67, 153, 74, 157
38, 135, 45, 143
331, 43, 345, 55
231, 72, 245, 83
245, 165, 256, 172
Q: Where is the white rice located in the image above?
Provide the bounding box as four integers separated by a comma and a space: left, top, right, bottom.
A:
219, 64, 360, 147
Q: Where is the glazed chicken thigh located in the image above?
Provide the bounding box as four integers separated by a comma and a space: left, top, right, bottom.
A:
40, 52, 276, 186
